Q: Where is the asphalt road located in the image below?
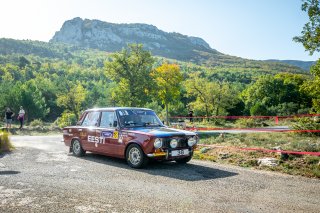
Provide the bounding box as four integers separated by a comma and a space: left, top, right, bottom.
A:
0, 135, 319, 213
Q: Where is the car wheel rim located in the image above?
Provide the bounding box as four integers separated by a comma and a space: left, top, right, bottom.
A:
73, 141, 80, 154
129, 147, 141, 165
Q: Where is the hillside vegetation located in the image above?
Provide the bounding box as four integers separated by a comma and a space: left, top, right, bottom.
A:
0, 38, 316, 127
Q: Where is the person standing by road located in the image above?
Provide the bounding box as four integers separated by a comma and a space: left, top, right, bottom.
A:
18, 106, 25, 129
188, 110, 194, 123
5, 107, 15, 129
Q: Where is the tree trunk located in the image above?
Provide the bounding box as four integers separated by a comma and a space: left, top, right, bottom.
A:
205, 105, 209, 122
166, 103, 169, 125
216, 82, 223, 116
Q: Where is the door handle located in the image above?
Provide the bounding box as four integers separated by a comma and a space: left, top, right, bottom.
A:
78, 129, 82, 132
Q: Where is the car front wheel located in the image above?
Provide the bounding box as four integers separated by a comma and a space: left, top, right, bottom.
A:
126, 144, 148, 168
72, 139, 86, 157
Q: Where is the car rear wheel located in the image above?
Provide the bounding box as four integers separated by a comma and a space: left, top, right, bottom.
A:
175, 154, 193, 164
72, 139, 86, 157
126, 144, 148, 168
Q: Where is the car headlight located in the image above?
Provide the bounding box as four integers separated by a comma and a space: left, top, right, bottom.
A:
154, 138, 163, 149
170, 139, 178, 148
187, 136, 197, 147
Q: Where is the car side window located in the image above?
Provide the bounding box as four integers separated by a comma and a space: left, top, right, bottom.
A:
100, 111, 117, 128
82, 111, 100, 127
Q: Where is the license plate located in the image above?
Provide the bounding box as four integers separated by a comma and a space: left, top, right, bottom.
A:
171, 149, 189, 157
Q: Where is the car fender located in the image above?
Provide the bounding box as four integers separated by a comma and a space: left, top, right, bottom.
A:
124, 141, 145, 156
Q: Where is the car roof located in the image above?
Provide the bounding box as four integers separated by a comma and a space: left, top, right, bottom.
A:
85, 107, 153, 112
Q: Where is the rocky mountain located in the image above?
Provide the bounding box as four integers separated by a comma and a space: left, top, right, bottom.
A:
50, 17, 221, 62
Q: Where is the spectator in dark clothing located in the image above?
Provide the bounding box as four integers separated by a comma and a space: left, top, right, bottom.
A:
5, 107, 15, 129
188, 110, 194, 122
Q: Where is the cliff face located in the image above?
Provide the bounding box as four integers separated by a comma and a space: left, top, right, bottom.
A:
50, 17, 220, 61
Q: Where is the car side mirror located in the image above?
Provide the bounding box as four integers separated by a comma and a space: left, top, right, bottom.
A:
113, 120, 118, 127
76, 121, 81, 126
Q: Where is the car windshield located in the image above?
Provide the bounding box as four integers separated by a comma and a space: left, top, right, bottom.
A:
116, 109, 164, 128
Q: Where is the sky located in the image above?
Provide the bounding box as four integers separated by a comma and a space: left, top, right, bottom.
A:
0, 0, 319, 61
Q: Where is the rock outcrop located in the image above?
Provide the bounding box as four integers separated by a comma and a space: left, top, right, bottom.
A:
50, 17, 220, 61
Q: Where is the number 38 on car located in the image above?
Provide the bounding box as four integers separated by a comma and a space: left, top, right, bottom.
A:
62, 107, 199, 168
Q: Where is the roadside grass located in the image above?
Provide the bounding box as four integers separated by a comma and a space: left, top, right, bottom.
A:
180, 118, 288, 129
195, 132, 320, 178
14, 125, 62, 135
0, 122, 61, 136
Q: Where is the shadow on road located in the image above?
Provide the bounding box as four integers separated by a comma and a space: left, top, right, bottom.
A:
81, 153, 238, 181
0, 170, 20, 175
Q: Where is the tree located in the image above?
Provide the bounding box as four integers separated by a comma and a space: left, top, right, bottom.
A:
293, 0, 320, 55
300, 60, 320, 112
151, 63, 183, 124
57, 83, 87, 119
0, 82, 21, 116
294, 0, 320, 112
104, 44, 154, 107
20, 80, 50, 121
185, 72, 238, 117
185, 72, 216, 118
241, 75, 310, 115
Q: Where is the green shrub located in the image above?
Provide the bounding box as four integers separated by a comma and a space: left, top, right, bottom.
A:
235, 118, 264, 128
55, 112, 77, 128
29, 119, 44, 127
250, 103, 269, 116
291, 117, 320, 136
305, 156, 320, 165
312, 166, 320, 178
211, 118, 226, 126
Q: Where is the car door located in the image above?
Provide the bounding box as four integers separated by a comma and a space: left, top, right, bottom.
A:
96, 111, 125, 157
79, 111, 101, 152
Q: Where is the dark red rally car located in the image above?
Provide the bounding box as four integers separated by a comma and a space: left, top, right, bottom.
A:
62, 107, 199, 168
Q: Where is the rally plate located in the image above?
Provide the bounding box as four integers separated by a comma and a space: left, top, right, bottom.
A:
171, 149, 189, 157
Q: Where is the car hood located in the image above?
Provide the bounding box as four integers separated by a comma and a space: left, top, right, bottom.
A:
125, 127, 196, 137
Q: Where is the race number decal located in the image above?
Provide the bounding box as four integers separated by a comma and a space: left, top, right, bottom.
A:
113, 131, 119, 139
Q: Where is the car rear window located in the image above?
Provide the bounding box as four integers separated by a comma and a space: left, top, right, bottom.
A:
82, 111, 100, 127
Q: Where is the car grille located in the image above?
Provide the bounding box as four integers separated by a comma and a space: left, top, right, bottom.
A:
162, 137, 188, 149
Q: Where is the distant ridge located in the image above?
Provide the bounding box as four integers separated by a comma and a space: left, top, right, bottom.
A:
266, 59, 315, 71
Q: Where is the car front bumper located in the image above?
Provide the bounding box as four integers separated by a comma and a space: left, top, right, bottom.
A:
147, 148, 193, 160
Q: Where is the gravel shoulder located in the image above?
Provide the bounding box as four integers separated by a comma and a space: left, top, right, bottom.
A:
0, 135, 319, 212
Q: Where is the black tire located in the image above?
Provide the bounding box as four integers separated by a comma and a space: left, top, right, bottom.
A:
126, 144, 149, 168
175, 154, 193, 164
72, 139, 86, 157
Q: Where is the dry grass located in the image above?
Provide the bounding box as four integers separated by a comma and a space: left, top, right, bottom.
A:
0, 130, 14, 153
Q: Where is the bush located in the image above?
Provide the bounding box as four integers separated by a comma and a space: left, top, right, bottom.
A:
250, 103, 269, 116
268, 102, 300, 116
291, 117, 320, 136
0, 130, 13, 152
55, 112, 77, 128
29, 119, 44, 127
235, 118, 264, 128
